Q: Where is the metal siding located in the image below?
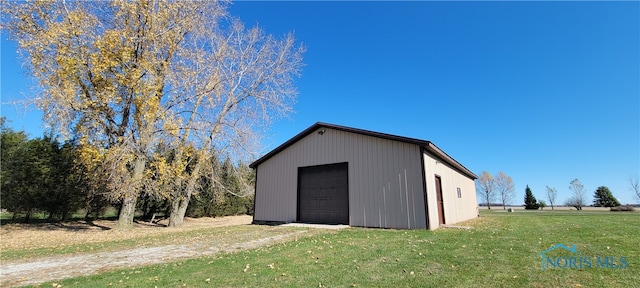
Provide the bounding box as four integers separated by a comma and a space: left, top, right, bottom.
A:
379, 139, 388, 228
254, 127, 427, 229
374, 138, 385, 228
423, 151, 478, 229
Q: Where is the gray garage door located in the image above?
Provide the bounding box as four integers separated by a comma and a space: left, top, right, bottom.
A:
297, 162, 349, 224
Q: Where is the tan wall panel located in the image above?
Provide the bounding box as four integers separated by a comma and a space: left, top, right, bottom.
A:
254, 127, 427, 229
423, 151, 478, 229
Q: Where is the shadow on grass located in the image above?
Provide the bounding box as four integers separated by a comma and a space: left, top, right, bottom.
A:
82, 220, 112, 230
0, 215, 118, 231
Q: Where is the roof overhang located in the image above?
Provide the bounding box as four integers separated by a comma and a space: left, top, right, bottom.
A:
250, 122, 477, 180
422, 142, 478, 180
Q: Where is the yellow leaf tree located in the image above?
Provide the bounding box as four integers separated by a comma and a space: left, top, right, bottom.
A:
494, 171, 515, 210
3, 0, 304, 228
476, 171, 495, 209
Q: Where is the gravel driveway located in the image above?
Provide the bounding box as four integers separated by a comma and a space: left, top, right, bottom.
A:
1, 217, 308, 287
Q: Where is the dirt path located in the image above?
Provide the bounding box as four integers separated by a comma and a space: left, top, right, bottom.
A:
0, 216, 308, 287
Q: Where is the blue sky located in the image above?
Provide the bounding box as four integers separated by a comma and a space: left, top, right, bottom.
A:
1, 1, 638, 205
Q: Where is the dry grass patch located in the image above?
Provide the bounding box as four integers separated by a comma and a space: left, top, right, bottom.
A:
1, 217, 327, 287
0, 215, 252, 259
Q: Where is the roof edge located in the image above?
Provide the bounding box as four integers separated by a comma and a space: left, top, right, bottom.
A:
250, 122, 478, 180
249, 122, 324, 168
424, 142, 478, 180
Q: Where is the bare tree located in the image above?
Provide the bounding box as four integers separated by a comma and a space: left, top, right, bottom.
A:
566, 178, 587, 210
161, 18, 304, 227
476, 171, 496, 209
545, 186, 557, 210
3, 1, 304, 228
494, 171, 514, 210
630, 175, 640, 202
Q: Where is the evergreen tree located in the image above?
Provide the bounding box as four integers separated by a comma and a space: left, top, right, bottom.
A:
593, 186, 620, 207
524, 185, 540, 210
1, 119, 30, 219
41, 138, 86, 221
1, 121, 85, 222
186, 154, 254, 218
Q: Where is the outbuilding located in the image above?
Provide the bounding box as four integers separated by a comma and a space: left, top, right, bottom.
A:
250, 122, 478, 229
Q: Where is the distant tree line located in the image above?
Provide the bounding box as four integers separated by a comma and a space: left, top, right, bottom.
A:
526, 179, 626, 210
1, 119, 254, 223
476, 172, 634, 211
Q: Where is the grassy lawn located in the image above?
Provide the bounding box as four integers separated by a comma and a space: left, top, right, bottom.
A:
29, 210, 640, 287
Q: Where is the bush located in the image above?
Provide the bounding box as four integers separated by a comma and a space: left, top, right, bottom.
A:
186, 193, 254, 218
1, 128, 85, 222
610, 206, 636, 212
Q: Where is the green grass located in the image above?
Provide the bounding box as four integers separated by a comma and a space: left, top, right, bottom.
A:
0, 208, 120, 224
30, 211, 640, 287
1, 211, 14, 220
0, 211, 54, 222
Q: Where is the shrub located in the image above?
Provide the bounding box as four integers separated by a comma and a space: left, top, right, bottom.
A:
610, 205, 636, 212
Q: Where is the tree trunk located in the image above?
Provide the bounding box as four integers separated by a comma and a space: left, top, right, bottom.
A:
116, 156, 146, 229
168, 159, 202, 227
25, 209, 32, 223
168, 198, 183, 227
168, 170, 184, 227
169, 195, 191, 227
484, 191, 491, 210
176, 193, 191, 219
117, 193, 137, 228
62, 209, 69, 222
